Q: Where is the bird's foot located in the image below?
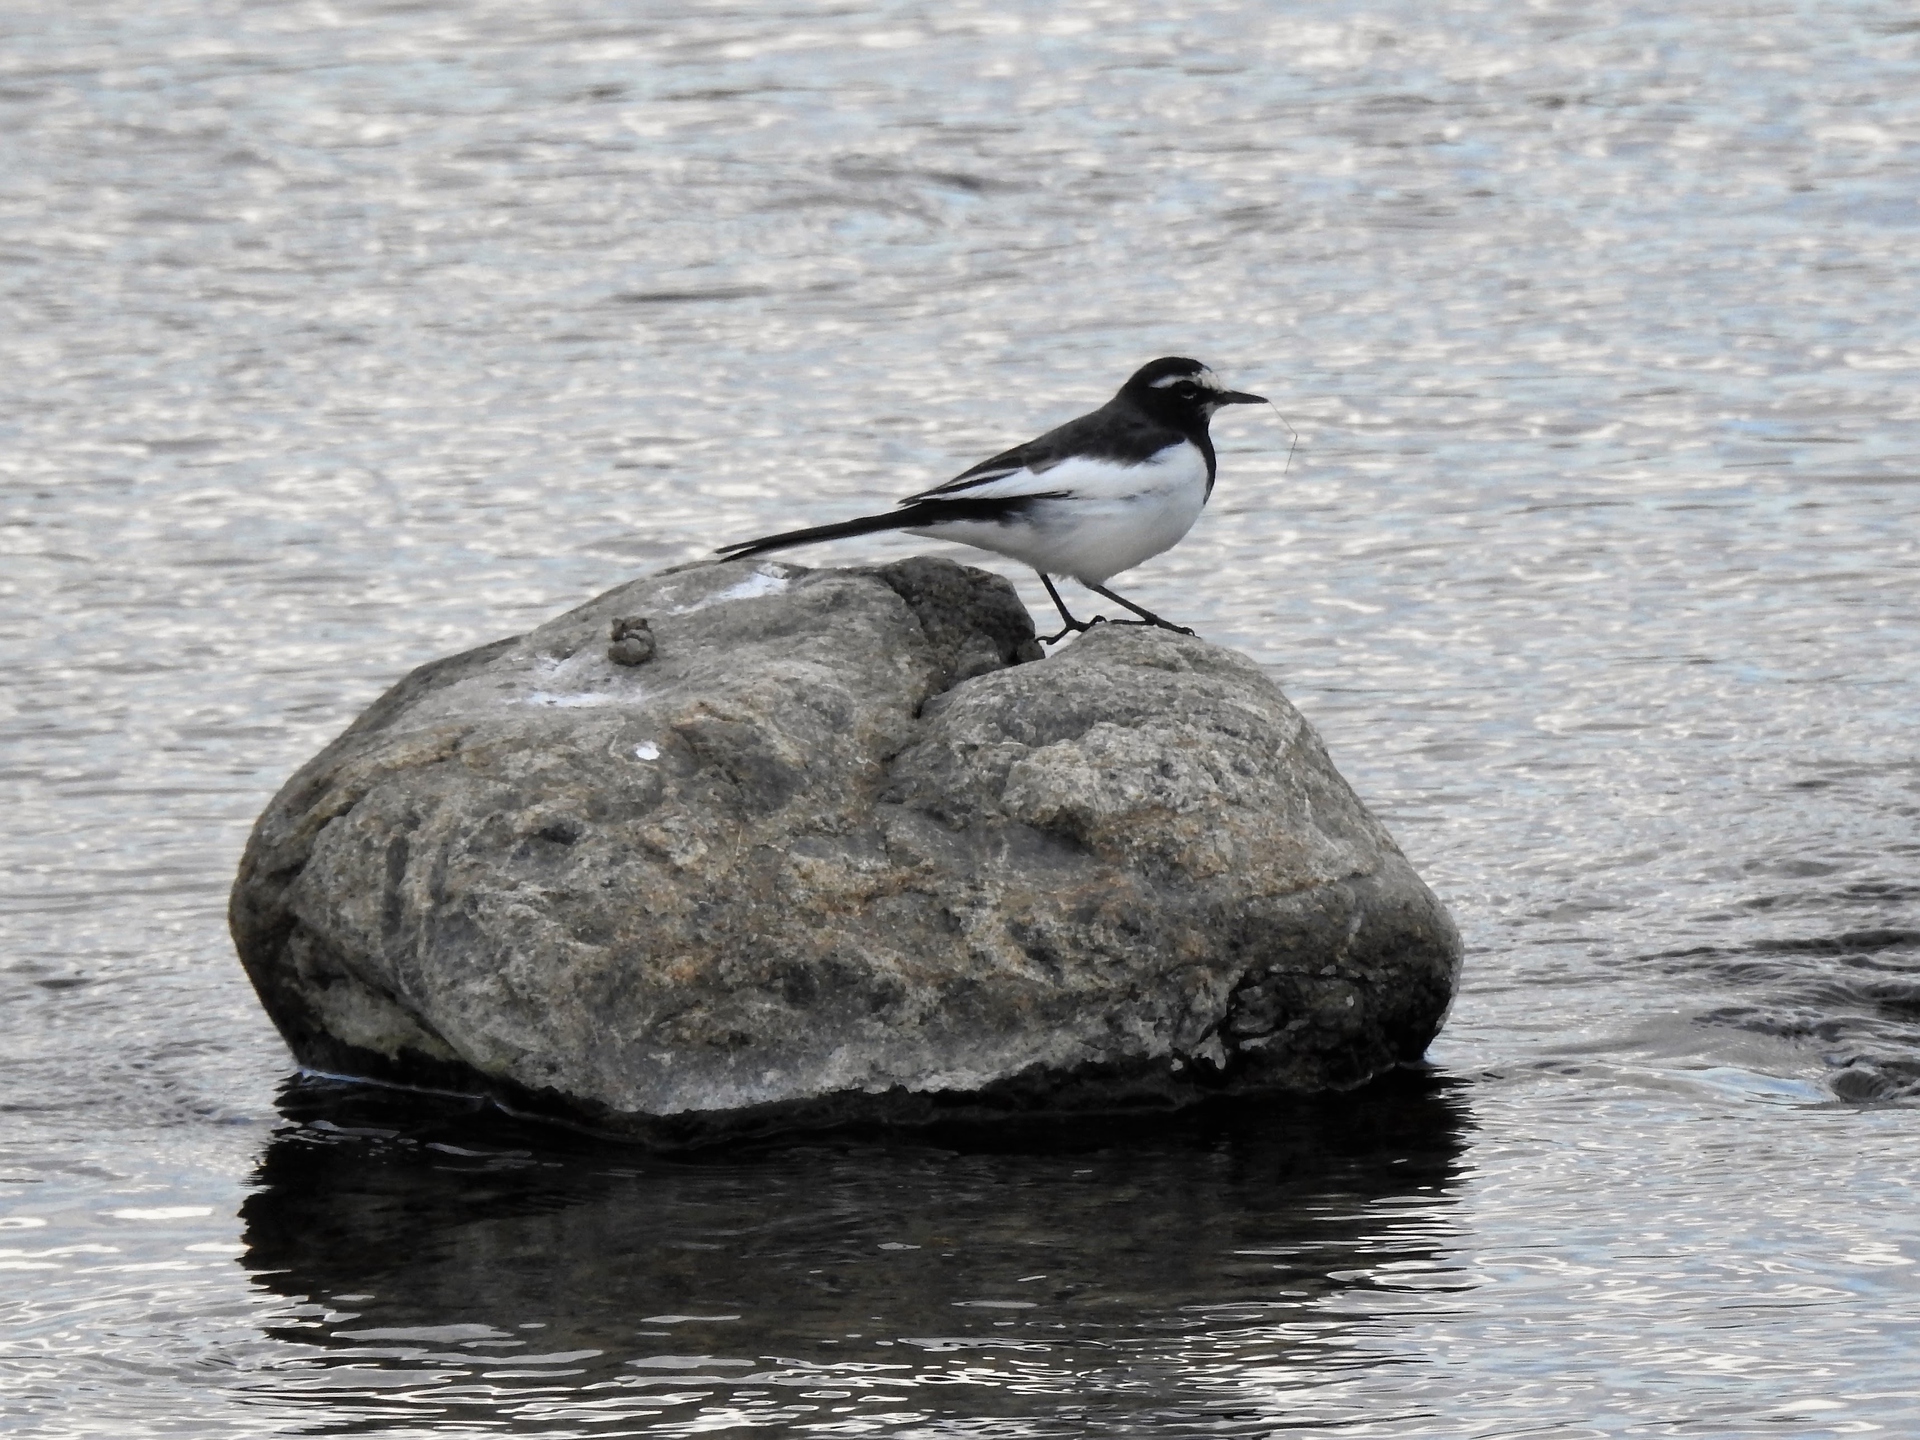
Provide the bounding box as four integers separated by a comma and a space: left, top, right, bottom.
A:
1109, 618, 1197, 637
1038, 615, 1107, 645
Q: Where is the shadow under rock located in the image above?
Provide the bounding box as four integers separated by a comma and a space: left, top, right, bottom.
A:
236, 1071, 1475, 1434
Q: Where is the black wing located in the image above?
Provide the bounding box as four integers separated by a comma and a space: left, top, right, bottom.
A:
901, 403, 1179, 503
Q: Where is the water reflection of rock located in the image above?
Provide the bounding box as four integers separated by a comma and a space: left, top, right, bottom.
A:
239, 1073, 1473, 1432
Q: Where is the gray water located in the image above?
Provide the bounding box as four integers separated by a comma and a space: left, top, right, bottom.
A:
4, 0, 1919, 1433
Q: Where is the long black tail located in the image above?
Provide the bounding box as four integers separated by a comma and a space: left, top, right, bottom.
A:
714, 496, 1047, 562
715, 508, 916, 562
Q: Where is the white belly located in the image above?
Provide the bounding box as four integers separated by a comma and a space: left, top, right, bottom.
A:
906, 441, 1210, 585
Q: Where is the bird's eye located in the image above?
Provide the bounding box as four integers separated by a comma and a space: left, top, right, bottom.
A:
1175, 382, 1199, 396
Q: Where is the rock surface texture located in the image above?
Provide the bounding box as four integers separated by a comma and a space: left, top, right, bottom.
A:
231, 557, 1463, 1144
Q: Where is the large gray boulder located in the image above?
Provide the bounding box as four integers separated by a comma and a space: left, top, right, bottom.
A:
231, 557, 1461, 1144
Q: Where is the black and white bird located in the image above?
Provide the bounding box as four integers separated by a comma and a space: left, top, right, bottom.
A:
715, 356, 1266, 643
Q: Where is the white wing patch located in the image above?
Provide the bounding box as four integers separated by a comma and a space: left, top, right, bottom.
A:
922, 442, 1198, 503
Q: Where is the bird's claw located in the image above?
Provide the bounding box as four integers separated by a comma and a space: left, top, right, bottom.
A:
1041, 614, 1200, 644
1038, 615, 1107, 645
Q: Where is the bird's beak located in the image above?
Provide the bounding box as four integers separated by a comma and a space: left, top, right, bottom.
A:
1219, 390, 1266, 406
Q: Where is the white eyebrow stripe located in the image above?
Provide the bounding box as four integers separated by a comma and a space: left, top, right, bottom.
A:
1149, 369, 1224, 389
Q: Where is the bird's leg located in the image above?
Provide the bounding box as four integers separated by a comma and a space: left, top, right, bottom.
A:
1083, 582, 1195, 637
1036, 571, 1102, 644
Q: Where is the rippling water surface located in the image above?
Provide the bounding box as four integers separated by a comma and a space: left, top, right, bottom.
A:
4, 0, 1918, 1433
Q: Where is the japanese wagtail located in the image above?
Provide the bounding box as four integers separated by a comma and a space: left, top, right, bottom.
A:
715, 356, 1265, 643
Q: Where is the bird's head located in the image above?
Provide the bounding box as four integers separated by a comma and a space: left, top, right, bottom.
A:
1118, 356, 1265, 427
